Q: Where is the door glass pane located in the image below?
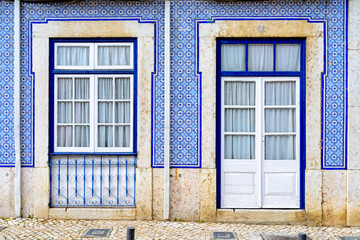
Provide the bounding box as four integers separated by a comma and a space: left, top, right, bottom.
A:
224, 82, 255, 106
265, 82, 296, 105
221, 44, 246, 71
115, 78, 130, 99
74, 126, 90, 147
248, 44, 274, 71
265, 109, 295, 132
57, 46, 90, 66
115, 126, 130, 147
265, 135, 295, 160
276, 44, 301, 71
75, 78, 90, 99
57, 78, 72, 99
98, 126, 113, 147
225, 109, 255, 132
57, 126, 72, 147
98, 46, 130, 66
225, 135, 255, 159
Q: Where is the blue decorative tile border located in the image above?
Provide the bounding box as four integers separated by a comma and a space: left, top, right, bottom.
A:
0, 0, 348, 169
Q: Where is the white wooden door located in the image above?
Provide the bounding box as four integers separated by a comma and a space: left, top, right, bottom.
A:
221, 76, 300, 208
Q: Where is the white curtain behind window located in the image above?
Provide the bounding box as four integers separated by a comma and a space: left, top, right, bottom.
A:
98, 46, 130, 66
224, 82, 255, 159
74, 78, 90, 147
98, 78, 114, 147
276, 44, 301, 71
265, 82, 296, 160
115, 78, 131, 147
57, 46, 89, 66
57, 78, 73, 147
221, 44, 245, 71
248, 44, 274, 71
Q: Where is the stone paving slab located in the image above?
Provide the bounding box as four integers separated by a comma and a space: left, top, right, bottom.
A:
0, 218, 360, 239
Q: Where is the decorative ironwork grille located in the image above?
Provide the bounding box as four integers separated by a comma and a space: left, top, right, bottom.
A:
49, 155, 136, 207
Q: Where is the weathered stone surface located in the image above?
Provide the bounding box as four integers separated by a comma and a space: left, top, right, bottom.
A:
347, 50, 360, 108
347, 170, 360, 226
152, 169, 200, 221
33, 167, 50, 219
200, 169, 216, 222
217, 209, 305, 225
322, 171, 347, 226
0, 168, 15, 218
348, 0, 360, 50
135, 168, 152, 220
49, 208, 135, 220
348, 107, 360, 170
305, 37, 323, 170
305, 170, 322, 226
152, 168, 164, 220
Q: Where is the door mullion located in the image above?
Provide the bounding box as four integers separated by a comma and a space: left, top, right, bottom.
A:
256, 77, 263, 208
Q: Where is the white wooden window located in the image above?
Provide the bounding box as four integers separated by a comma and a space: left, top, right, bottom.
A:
53, 41, 135, 153
55, 42, 133, 70
54, 75, 133, 153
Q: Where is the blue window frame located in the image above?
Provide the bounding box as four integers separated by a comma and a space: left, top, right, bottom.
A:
216, 38, 306, 209
49, 38, 138, 155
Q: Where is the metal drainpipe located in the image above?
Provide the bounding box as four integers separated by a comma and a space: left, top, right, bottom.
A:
163, 0, 171, 220
14, 0, 22, 218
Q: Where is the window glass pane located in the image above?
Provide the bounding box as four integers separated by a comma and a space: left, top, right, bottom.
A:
115, 102, 130, 123
224, 135, 255, 159
98, 102, 113, 123
248, 44, 274, 71
276, 44, 301, 71
74, 126, 90, 147
265, 109, 295, 132
75, 78, 90, 99
98, 126, 113, 147
265, 82, 296, 105
57, 46, 90, 66
57, 102, 72, 123
98, 78, 113, 99
265, 136, 296, 160
115, 78, 130, 99
57, 126, 72, 147
98, 46, 130, 66
75, 102, 89, 123
57, 78, 72, 100
224, 82, 255, 106
221, 44, 245, 71
115, 126, 130, 147
225, 109, 255, 132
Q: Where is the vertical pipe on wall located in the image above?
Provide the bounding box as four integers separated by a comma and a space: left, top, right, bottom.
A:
163, 0, 171, 220
14, 0, 22, 218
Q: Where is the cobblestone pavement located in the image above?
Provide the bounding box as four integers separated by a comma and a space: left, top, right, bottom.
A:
1, 218, 360, 240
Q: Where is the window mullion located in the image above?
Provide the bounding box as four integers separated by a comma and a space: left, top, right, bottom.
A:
92, 75, 96, 152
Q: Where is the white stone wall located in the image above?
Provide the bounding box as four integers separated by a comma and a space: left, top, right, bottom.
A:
346, 0, 360, 227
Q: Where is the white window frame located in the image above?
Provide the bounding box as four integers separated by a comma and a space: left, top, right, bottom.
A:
95, 43, 134, 70
54, 74, 133, 153
54, 43, 94, 70
95, 74, 134, 153
54, 42, 134, 70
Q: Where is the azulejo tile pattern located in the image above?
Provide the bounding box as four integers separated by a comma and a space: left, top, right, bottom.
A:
0, 0, 347, 169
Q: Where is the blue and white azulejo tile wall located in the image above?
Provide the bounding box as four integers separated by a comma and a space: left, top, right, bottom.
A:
0, 0, 347, 169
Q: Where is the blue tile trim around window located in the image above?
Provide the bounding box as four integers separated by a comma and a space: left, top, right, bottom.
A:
0, 0, 347, 169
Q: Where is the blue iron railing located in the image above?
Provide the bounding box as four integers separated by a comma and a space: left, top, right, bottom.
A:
49, 155, 136, 207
